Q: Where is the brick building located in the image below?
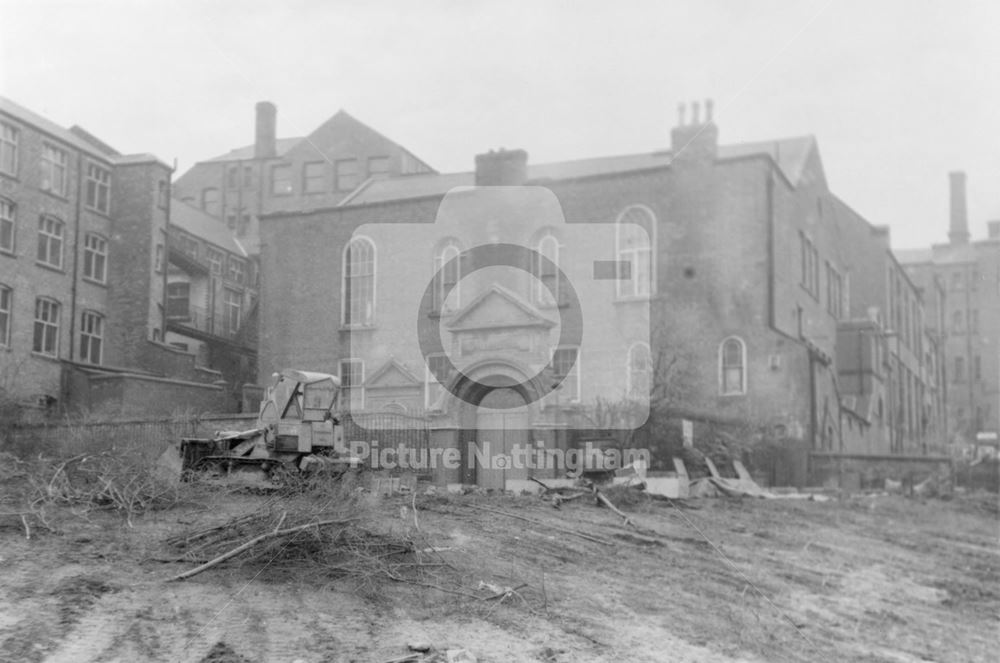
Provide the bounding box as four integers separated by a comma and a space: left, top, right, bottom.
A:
898, 173, 1000, 453
172, 102, 435, 255
163, 201, 259, 410
257, 101, 944, 487
0, 96, 239, 418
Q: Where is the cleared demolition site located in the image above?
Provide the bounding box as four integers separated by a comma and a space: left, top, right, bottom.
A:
0, 369, 997, 663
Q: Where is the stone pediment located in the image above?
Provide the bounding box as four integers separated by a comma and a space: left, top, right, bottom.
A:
365, 358, 421, 390
446, 285, 556, 333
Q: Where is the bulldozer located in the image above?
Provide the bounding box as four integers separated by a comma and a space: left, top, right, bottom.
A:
159, 369, 360, 484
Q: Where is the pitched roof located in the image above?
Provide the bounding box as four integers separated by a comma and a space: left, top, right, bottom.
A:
202, 137, 304, 163
0, 96, 170, 169
894, 248, 934, 265
0, 95, 116, 161
170, 199, 248, 257
340, 136, 817, 208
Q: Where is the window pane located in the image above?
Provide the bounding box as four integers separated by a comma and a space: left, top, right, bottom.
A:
336, 159, 359, 191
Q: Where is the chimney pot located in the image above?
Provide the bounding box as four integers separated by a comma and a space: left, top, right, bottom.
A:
705, 99, 714, 123
677, 102, 686, 127
474, 148, 528, 186
691, 100, 701, 125
948, 171, 970, 245
254, 101, 277, 159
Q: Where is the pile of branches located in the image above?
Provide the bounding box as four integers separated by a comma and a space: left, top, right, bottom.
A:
2, 451, 183, 535
163, 498, 435, 594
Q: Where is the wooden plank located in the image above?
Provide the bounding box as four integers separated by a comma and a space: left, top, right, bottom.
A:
704, 456, 721, 478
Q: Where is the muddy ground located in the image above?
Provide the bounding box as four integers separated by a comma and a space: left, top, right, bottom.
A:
0, 485, 997, 663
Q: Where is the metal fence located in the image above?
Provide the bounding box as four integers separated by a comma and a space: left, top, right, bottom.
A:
3, 414, 259, 461
2, 410, 430, 466
339, 409, 431, 473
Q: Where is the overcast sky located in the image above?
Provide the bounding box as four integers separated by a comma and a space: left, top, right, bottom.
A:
1, 0, 997, 249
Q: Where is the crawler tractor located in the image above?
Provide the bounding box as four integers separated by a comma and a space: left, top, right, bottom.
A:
162, 369, 358, 483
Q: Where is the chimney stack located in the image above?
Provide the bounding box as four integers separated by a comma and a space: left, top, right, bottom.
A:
948, 171, 970, 245
670, 98, 718, 164
474, 148, 528, 186
254, 101, 277, 159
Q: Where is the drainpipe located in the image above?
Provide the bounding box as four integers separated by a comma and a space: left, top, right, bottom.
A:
69, 150, 84, 362
766, 171, 775, 329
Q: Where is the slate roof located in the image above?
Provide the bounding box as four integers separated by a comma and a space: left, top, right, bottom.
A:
202, 137, 305, 163
0, 96, 170, 169
170, 199, 248, 257
340, 136, 817, 208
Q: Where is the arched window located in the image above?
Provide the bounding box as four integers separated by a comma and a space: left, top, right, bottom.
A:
433, 240, 462, 313
719, 337, 747, 395
616, 206, 656, 298
533, 232, 561, 306
627, 342, 652, 398
342, 237, 375, 326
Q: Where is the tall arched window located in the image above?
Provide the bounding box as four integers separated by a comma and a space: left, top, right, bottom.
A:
342, 236, 375, 326
627, 342, 652, 398
433, 240, 462, 313
533, 232, 560, 306
616, 206, 656, 298
719, 336, 747, 395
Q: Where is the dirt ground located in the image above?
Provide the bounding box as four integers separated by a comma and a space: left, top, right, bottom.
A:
0, 485, 997, 663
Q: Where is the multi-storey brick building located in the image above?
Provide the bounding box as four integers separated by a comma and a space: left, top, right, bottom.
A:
164, 200, 259, 409
256, 102, 944, 487
0, 96, 245, 418
898, 173, 1000, 453
173, 102, 434, 254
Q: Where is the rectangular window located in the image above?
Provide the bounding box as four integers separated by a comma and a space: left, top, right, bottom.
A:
79, 311, 103, 364
825, 261, 843, 319
223, 288, 241, 335
155, 243, 164, 273
85, 162, 111, 213
367, 156, 390, 178
0, 285, 11, 347
33, 298, 60, 356
270, 164, 292, 195
227, 256, 246, 285
552, 347, 581, 402
0, 122, 18, 176
0, 198, 15, 253
970, 309, 979, 333
799, 232, 819, 297
954, 356, 964, 382
243, 165, 254, 187
238, 212, 250, 237
335, 159, 359, 191
340, 359, 365, 409
974, 355, 981, 381
82, 233, 107, 283
179, 234, 199, 259
303, 162, 325, 193
206, 247, 224, 275
424, 353, 449, 409
157, 180, 168, 208
166, 282, 190, 319
201, 188, 219, 216
226, 210, 237, 231
40, 144, 68, 196
227, 166, 239, 189
951, 272, 963, 291
37, 216, 64, 268
952, 310, 963, 334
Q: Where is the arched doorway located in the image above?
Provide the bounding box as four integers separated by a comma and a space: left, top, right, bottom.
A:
475, 386, 530, 489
